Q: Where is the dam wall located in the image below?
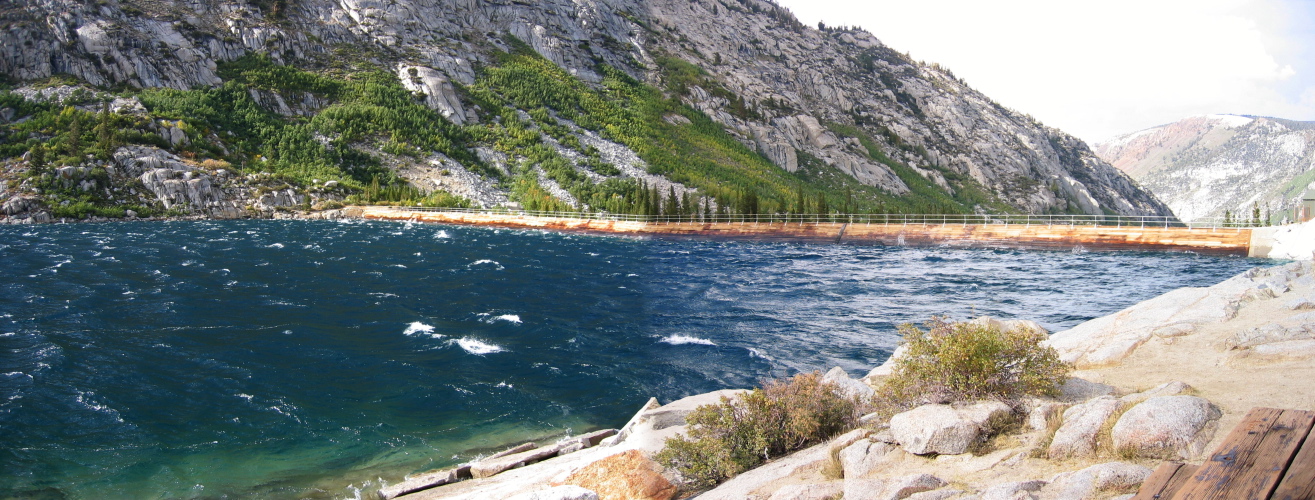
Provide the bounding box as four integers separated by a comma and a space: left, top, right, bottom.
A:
353, 207, 1262, 257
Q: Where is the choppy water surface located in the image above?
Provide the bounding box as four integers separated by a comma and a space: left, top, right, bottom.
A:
0, 220, 1259, 498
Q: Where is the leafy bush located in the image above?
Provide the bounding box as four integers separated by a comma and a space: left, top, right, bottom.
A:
655, 372, 859, 489
875, 318, 1069, 416
51, 200, 126, 219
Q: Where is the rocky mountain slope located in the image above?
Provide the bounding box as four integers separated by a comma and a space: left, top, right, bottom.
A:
1096, 114, 1315, 223
0, 0, 1171, 221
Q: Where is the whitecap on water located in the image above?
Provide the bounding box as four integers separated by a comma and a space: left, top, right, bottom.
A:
468, 259, 504, 270
661, 334, 716, 346
266, 243, 285, 249
456, 337, 504, 355
434, 230, 450, 239
402, 322, 441, 338
477, 313, 522, 324
74, 390, 124, 423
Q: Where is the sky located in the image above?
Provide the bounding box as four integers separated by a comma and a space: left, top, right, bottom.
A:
774, 0, 1315, 144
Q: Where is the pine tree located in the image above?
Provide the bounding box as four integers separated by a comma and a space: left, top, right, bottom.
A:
743, 190, 759, 215
95, 101, 114, 156
28, 143, 47, 176
1252, 202, 1262, 227
649, 185, 661, 216
66, 115, 83, 159
668, 186, 679, 218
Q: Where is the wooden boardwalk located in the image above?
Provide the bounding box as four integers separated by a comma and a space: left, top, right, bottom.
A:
1135, 407, 1315, 500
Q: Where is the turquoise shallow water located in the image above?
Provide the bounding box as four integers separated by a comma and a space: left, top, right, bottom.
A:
0, 220, 1261, 499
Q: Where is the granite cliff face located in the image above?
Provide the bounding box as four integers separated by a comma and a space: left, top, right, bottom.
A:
1096, 115, 1315, 222
0, 0, 1171, 217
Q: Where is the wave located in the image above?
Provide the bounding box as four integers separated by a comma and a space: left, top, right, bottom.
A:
74, 391, 124, 423
402, 322, 439, 338
660, 334, 716, 346
434, 230, 451, 239
266, 243, 285, 249
478, 313, 522, 324
456, 337, 504, 355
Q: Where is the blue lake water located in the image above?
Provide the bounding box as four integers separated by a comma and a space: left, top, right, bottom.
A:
0, 220, 1261, 498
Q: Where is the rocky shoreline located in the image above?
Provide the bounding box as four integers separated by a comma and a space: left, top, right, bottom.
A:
371, 257, 1314, 500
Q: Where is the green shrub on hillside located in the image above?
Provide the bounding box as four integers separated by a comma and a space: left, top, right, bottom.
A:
874, 318, 1069, 416
655, 372, 859, 489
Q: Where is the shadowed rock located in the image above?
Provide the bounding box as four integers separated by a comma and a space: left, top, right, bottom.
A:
1048, 397, 1122, 459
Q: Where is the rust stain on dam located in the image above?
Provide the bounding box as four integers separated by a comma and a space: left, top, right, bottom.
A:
355, 207, 1255, 256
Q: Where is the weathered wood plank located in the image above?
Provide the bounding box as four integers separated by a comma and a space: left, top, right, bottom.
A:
1173, 408, 1315, 500
1135, 462, 1198, 500
1173, 408, 1283, 500
1272, 419, 1315, 500
1234, 410, 1315, 500
1165, 464, 1202, 500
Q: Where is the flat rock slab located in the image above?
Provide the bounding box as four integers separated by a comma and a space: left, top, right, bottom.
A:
696, 441, 833, 500
471, 443, 564, 478
1250, 339, 1315, 359
379, 465, 472, 499
504, 485, 600, 500
1043, 267, 1291, 367
557, 428, 618, 456
767, 482, 843, 500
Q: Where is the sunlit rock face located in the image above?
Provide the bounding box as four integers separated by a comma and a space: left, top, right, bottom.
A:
1, 0, 1170, 215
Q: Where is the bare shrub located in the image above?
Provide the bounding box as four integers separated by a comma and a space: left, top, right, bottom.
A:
655, 372, 859, 489
874, 317, 1070, 418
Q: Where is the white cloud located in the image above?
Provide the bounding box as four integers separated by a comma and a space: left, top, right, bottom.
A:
775, 0, 1315, 143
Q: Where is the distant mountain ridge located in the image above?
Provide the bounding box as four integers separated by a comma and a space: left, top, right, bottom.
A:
1096, 114, 1315, 222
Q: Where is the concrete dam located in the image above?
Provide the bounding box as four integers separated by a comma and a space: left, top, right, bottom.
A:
348, 207, 1290, 258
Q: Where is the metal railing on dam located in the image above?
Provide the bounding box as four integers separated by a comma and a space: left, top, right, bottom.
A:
351, 206, 1274, 257
366, 206, 1269, 229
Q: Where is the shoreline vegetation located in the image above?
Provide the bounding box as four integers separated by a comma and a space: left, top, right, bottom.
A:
377, 257, 1315, 500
